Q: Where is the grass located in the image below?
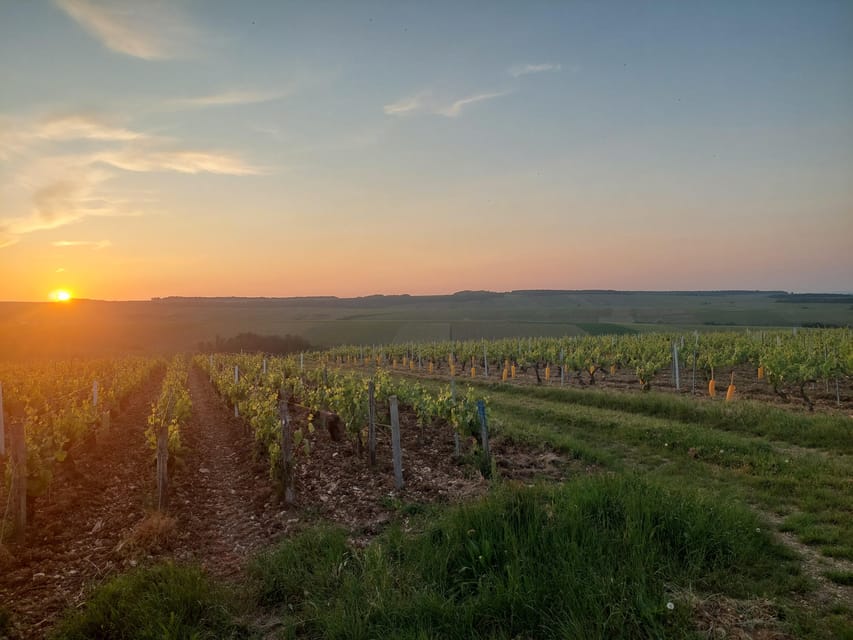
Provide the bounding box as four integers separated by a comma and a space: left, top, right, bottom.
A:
360, 365, 853, 570
249, 477, 804, 640
466, 381, 853, 454
824, 570, 853, 587
385, 370, 853, 563
479, 389, 853, 561
51, 478, 801, 639
50, 563, 245, 640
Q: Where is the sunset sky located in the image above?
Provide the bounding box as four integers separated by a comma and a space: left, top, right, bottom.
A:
1, 1, 852, 301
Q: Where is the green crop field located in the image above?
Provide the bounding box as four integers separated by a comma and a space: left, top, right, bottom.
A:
2, 290, 851, 360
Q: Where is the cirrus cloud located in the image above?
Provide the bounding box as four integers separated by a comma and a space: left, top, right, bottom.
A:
0, 105, 263, 248
0, 166, 143, 248
35, 113, 145, 142
54, 0, 203, 60
508, 63, 562, 77
384, 90, 512, 118
92, 147, 263, 175
52, 239, 112, 249
168, 90, 289, 110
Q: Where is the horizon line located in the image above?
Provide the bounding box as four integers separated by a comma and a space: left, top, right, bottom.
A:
5, 288, 853, 304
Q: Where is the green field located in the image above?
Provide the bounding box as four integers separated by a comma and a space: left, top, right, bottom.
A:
2, 290, 851, 359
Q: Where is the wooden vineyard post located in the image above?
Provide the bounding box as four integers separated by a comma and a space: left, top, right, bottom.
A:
92, 380, 99, 408
156, 423, 169, 512
279, 395, 295, 505
11, 420, 27, 540
368, 380, 377, 467
0, 381, 5, 458
691, 333, 698, 395
389, 395, 404, 490
234, 365, 240, 417
483, 343, 489, 378
477, 400, 492, 479
96, 409, 111, 445
672, 341, 680, 391
450, 379, 460, 456
670, 342, 675, 386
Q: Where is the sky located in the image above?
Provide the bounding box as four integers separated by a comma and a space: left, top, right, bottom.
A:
1, 0, 852, 301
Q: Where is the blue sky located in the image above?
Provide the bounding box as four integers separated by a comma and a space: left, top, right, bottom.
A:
1, 1, 851, 300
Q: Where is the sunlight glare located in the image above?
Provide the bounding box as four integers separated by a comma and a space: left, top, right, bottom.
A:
49, 289, 73, 302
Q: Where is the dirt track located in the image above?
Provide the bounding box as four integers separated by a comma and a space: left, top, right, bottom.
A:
168, 365, 287, 577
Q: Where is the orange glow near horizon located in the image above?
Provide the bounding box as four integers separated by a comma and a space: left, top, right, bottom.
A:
48, 289, 73, 302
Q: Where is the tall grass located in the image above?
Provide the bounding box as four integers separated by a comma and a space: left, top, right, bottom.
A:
51, 563, 244, 640
250, 477, 801, 639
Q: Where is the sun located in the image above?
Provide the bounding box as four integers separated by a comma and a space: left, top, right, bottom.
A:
49, 289, 73, 302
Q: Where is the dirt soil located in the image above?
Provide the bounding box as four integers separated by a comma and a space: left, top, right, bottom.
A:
0, 364, 588, 638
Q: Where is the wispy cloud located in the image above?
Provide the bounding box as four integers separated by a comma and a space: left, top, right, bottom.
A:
35, 113, 145, 141
170, 90, 287, 109
54, 0, 201, 60
508, 63, 562, 78
52, 239, 112, 249
0, 167, 142, 247
437, 91, 511, 117
383, 93, 428, 116
0, 115, 40, 159
1, 113, 146, 155
0, 227, 17, 249
384, 90, 511, 118
2, 111, 262, 177
1, 103, 263, 248
93, 147, 262, 175
250, 124, 286, 141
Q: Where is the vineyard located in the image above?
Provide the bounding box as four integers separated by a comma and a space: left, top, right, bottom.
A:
0, 327, 851, 638
0, 358, 158, 540
319, 328, 853, 411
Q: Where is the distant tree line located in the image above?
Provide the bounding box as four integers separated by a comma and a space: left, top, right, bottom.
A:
197, 332, 311, 355
771, 293, 853, 304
